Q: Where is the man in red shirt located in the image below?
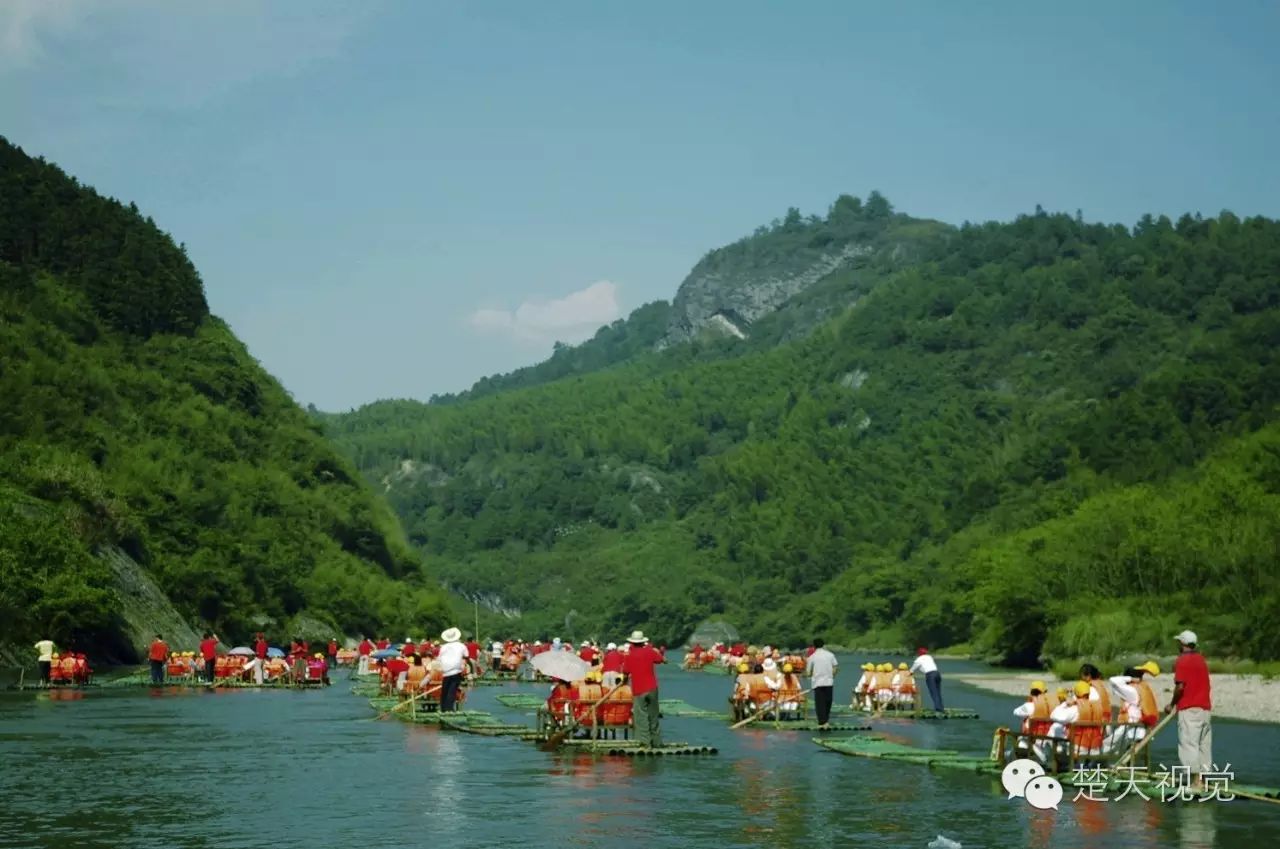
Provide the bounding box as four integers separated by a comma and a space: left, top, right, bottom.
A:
621, 630, 666, 748
148, 634, 169, 685
601, 642, 624, 687
357, 636, 374, 674
578, 641, 599, 664
376, 637, 390, 650
199, 632, 219, 683
1166, 630, 1213, 791
385, 656, 409, 693
465, 637, 480, 663
253, 633, 269, 685
327, 638, 339, 668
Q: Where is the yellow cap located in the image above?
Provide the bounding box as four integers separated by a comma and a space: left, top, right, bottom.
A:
1074, 681, 1092, 697
1030, 680, 1047, 692
862, 663, 873, 670
738, 663, 749, 673
314, 653, 323, 659
1138, 661, 1160, 677
898, 663, 908, 670
881, 663, 893, 672
51, 653, 60, 658
782, 663, 794, 673
1056, 688, 1069, 701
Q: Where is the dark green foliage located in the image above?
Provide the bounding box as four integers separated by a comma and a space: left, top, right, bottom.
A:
0, 140, 450, 651
0, 137, 208, 336
327, 203, 1280, 658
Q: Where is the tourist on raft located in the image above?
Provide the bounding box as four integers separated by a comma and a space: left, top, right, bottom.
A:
807, 638, 838, 729
199, 632, 219, 683
148, 634, 169, 685
437, 627, 471, 711
910, 647, 944, 712
1166, 630, 1213, 793
34, 637, 56, 687
621, 631, 665, 748
253, 633, 269, 685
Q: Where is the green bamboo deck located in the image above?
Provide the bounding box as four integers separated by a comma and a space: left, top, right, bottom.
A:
830, 705, 981, 720
522, 737, 717, 756
736, 720, 872, 732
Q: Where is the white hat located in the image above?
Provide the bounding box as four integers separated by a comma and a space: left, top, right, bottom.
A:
1174, 630, 1198, 645
441, 627, 462, 643
606, 642, 617, 651
627, 630, 648, 644
762, 658, 777, 671
534, 640, 542, 646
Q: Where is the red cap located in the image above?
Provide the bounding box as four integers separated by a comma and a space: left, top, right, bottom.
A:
917, 647, 928, 655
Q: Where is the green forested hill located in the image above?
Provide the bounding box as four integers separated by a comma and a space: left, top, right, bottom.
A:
326, 201, 1280, 663
0, 138, 450, 657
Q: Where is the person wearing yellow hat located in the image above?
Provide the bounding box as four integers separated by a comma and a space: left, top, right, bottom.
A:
1109, 662, 1161, 750
892, 662, 916, 708
853, 663, 874, 711
1042, 681, 1104, 766
875, 664, 895, 710
1167, 630, 1212, 791
1013, 680, 1054, 762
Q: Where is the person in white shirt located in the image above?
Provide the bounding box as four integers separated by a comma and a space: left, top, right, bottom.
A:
910, 648, 944, 712
489, 641, 503, 674
806, 639, 839, 728
436, 627, 470, 711
34, 639, 55, 687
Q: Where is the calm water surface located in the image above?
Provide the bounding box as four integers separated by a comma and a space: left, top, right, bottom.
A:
2, 656, 1278, 848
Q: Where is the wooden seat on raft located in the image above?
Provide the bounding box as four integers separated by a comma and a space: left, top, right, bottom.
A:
997, 721, 1154, 774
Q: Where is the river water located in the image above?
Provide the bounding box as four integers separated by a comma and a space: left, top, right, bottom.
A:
2, 656, 1278, 848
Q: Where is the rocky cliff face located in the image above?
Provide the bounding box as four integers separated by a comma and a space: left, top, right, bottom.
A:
664, 242, 872, 345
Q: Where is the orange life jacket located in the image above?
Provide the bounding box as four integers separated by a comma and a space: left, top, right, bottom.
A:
1025, 693, 1052, 736
573, 683, 605, 724
896, 672, 916, 694
599, 684, 633, 726
1071, 698, 1105, 751
1089, 679, 1112, 719
1136, 681, 1159, 726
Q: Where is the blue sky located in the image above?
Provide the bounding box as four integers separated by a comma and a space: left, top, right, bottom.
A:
3, 1, 1278, 409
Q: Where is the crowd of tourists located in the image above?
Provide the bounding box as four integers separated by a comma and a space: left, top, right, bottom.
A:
1012, 630, 1213, 790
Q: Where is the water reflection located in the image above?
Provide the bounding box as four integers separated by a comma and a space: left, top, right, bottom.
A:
2, 663, 1279, 849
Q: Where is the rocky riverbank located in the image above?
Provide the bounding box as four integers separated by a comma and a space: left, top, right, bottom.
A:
952, 672, 1280, 723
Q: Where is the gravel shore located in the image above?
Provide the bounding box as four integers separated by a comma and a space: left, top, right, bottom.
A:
952, 672, 1280, 723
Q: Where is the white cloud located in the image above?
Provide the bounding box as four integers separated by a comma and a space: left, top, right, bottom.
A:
0, 0, 80, 67
468, 281, 622, 346
0, 1, 375, 107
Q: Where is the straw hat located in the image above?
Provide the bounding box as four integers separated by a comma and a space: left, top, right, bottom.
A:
627, 630, 648, 644
441, 627, 462, 643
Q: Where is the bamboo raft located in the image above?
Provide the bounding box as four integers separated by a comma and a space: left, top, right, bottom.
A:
497, 693, 725, 719
519, 735, 717, 756
831, 705, 981, 720
814, 737, 1280, 803
739, 720, 872, 732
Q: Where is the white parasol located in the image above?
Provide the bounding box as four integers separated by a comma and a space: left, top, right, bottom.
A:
530, 650, 590, 683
